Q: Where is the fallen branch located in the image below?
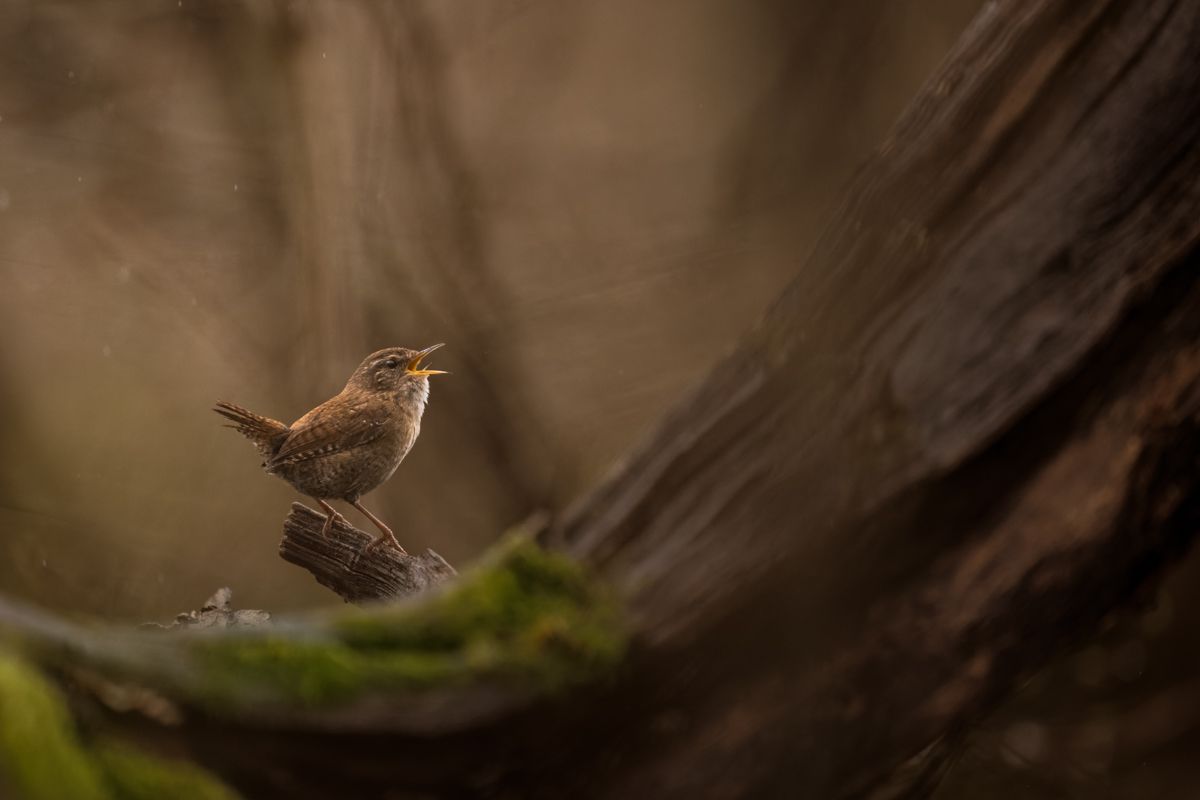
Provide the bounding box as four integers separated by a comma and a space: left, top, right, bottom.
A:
279, 502, 457, 603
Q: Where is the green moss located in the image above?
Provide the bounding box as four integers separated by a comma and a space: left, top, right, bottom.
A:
198, 536, 626, 706
0, 651, 239, 800
0, 652, 107, 800
94, 741, 237, 800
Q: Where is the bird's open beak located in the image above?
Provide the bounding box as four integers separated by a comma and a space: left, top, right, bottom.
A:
407, 343, 448, 376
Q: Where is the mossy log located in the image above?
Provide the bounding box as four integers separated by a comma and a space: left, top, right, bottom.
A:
2, 0, 1200, 798
0, 652, 239, 800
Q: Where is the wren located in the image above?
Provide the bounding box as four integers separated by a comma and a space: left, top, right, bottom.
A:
214, 344, 447, 553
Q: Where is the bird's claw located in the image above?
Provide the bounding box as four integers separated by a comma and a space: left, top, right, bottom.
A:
320, 510, 348, 539
364, 534, 407, 556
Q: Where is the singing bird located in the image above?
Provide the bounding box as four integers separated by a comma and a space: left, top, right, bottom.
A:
214, 344, 447, 553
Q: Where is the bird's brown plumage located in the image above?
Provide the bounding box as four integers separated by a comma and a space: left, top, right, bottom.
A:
215, 345, 445, 552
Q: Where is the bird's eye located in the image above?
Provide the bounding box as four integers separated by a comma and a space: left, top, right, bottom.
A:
383, 359, 399, 369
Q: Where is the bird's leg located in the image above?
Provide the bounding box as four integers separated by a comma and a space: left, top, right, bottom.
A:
315, 499, 348, 538
352, 500, 407, 554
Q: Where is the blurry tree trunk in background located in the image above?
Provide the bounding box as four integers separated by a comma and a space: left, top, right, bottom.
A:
1, 0, 1196, 798
546, 0, 1200, 794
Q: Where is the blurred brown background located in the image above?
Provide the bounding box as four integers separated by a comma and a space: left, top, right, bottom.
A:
0, 0, 976, 618
2, 2, 1199, 796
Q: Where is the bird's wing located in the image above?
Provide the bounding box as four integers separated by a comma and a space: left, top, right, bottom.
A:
268, 399, 387, 469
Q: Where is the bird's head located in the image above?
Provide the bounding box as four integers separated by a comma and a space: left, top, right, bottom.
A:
349, 344, 448, 399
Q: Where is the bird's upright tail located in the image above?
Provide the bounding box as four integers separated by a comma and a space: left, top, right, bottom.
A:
213, 401, 290, 461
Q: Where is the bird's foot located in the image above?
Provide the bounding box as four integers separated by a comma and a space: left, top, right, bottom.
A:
364, 532, 407, 556
320, 509, 349, 538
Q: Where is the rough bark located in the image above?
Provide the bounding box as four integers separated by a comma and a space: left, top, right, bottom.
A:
544, 0, 1200, 794
2, 0, 1199, 798
278, 502, 457, 604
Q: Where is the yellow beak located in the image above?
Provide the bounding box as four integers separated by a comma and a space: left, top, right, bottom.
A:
407, 343, 448, 376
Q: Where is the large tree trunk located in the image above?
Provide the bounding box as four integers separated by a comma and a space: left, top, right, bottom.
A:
2, 0, 1199, 798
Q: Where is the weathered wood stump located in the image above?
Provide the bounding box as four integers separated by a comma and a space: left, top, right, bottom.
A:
279, 502, 457, 604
